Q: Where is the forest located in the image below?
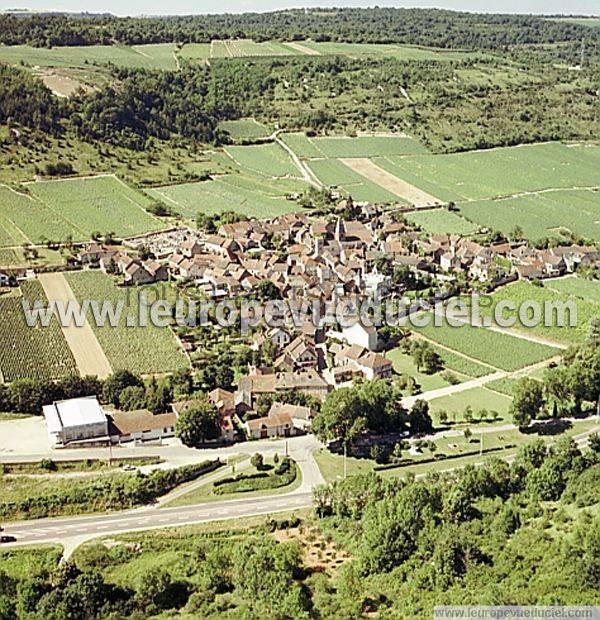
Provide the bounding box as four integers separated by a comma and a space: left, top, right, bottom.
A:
0, 8, 597, 56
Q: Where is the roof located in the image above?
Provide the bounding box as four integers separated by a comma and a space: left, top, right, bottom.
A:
246, 410, 293, 432
43, 396, 106, 433
110, 410, 177, 436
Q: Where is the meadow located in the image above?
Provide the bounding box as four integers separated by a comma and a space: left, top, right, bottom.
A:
405, 208, 478, 235
482, 280, 599, 345
411, 316, 560, 371
427, 386, 513, 422
65, 271, 189, 375
147, 173, 305, 219
0, 280, 77, 382
225, 143, 300, 178
459, 189, 600, 242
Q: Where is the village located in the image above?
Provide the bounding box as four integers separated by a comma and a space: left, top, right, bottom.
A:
18, 200, 596, 451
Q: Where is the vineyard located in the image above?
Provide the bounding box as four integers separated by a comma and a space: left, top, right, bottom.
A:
0, 280, 77, 382
147, 173, 304, 219
412, 316, 559, 371
64, 271, 189, 375
27, 176, 163, 241
483, 281, 599, 345
218, 118, 273, 142
405, 209, 477, 235
225, 143, 300, 178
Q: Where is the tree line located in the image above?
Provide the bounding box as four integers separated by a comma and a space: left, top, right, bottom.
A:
0, 8, 596, 55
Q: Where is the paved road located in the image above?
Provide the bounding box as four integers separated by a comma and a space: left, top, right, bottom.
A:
2, 492, 313, 547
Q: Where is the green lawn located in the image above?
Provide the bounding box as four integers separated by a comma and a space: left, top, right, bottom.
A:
0, 546, 62, 581
428, 386, 513, 422
64, 271, 189, 375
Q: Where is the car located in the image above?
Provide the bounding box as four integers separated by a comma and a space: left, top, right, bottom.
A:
122, 465, 137, 472
0, 535, 16, 544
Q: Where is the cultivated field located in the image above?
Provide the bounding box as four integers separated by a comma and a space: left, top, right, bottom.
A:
38, 272, 112, 379
297, 41, 486, 61
340, 158, 442, 206
281, 133, 428, 159
374, 142, 600, 203
0, 44, 179, 70
225, 143, 300, 178
25, 176, 164, 241
405, 208, 478, 235
412, 317, 560, 371
218, 118, 272, 141
207, 39, 301, 59
482, 280, 600, 345
147, 173, 305, 219
459, 188, 600, 242
307, 159, 401, 203
542, 276, 600, 303
64, 271, 189, 375
0, 280, 77, 382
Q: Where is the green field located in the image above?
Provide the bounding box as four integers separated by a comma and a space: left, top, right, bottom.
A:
0, 280, 77, 382
543, 276, 600, 303
218, 118, 272, 141
307, 158, 402, 203
405, 208, 478, 235
483, 280, 600, 345
459, 189, 600, 242
374, 142, 600, 203
0, 177, 163, 247
428, 386, 513, 421
412, 317, 560, 371
0, 43, 179, 70
388, 349, 458, 392
64, 271, 189, 375
281, 133, 427, 159
225, 143, 300, 177
299, 41, 486, 61
147, 172, 305, 219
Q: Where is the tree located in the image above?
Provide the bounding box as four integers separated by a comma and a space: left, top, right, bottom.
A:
510, 377, 545, 429
119, 385, 147, 411
312, 387, 365, 445
175, 399, 220, 447
438, 410, 448, 425
409, 400, 433, 435
102, 370, 143, 407
251, 453, 264, 470
464, 428, 473, 442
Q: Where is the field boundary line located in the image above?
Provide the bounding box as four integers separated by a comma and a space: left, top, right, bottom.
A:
282, 41, 321, 56
21, 173, 113, 186
274, 133, 323, 188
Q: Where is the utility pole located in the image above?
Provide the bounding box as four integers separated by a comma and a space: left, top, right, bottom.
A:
480, 431, 483, 457
343, 443, 347, 479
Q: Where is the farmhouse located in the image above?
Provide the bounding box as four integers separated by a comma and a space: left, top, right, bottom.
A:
43, 396, 109, 447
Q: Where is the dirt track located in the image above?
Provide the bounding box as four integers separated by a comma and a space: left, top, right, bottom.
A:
340, 157, 442, 206
38, 273, 112, 379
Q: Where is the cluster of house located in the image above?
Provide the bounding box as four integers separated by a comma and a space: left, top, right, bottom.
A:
57, 208, 600, 447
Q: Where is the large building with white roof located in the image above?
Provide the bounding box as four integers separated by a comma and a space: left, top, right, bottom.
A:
43, 396, 109, 447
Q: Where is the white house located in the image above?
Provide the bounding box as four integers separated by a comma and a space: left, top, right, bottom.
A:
340, 321, 378, 351
109, 410, 177, 444
43, 396, 109, 447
